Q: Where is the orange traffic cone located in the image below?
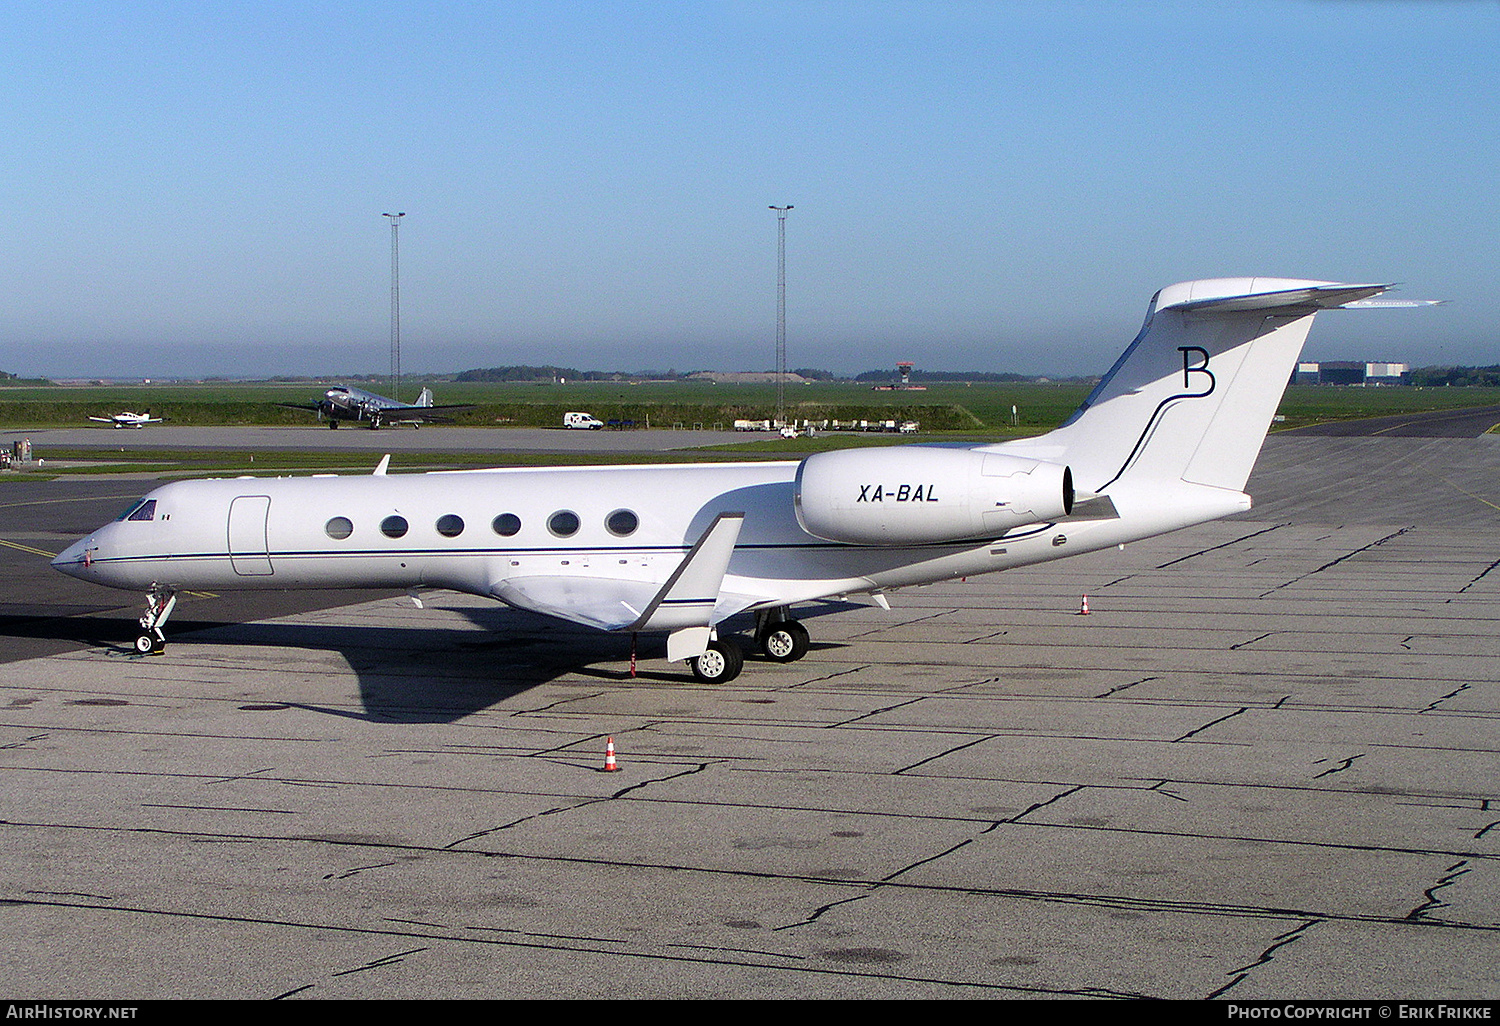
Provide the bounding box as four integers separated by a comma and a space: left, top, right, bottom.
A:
1077, 594, 1091, 615
602, 737, 620, 772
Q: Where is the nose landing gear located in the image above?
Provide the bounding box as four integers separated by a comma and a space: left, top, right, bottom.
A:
135, 585, 177, 655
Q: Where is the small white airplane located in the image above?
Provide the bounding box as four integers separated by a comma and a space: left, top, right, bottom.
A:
53, 278, 1428, 678
88, 410, 164, 429
280, 385, 473, 429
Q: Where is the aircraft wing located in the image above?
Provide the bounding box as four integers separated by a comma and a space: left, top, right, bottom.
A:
491, 575, 665, 631
87, 416, 113, 423
381, 403, 474, 426
389, 403, 474, 417
488, 513, 760, 633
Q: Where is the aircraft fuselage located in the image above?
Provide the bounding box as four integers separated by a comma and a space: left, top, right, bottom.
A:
51, 460, 1236, 618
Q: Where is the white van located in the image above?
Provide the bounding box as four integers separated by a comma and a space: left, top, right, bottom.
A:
563, 411, 604, 430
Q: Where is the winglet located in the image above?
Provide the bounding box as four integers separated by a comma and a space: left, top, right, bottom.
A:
373, 454, 391, 476
629, 512, 745, 634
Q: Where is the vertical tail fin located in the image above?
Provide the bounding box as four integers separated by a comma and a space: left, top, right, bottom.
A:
415, 387, 434, 408
1031, 278, 1390, 494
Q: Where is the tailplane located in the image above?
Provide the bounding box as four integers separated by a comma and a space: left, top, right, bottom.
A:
1010, 278, 1392, 495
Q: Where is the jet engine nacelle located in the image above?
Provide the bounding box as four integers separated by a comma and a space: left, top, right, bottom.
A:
794, 447, 1074, 546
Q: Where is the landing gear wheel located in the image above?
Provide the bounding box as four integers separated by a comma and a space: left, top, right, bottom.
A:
759, 620, 809, 662
136, 587, 176, 656
690, 638, 744, 683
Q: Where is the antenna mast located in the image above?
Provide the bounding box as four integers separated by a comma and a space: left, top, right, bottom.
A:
382, 212, 405, 401
770, 205, 793, 431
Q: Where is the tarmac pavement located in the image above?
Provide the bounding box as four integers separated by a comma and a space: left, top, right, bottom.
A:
0, 431, 1495, 1000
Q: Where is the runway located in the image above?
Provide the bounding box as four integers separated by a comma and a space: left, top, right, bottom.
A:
0, 431, 1496, 999
6, 423, 765, 455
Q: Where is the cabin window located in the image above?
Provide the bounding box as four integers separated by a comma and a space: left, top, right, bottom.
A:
116, 499, 156, 522
606, 509, 639, 537
492, 513, 521, 537
548, 510, 580, 538
436, 514, 464, 538
380, 515, 409, 539
325, 516, 354, 540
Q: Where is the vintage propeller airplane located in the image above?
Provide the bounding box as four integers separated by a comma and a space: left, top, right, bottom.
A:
280, 384, 473, 429
53, 278, 1430, 680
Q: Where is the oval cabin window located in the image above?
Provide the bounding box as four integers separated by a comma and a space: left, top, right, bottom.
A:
606, 509, 639, 536
548, 510, 580, 537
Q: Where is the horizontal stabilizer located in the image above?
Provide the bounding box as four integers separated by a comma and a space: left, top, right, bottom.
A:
1173, 281, 1388, 314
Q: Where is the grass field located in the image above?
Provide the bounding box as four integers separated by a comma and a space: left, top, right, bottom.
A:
4, 380, 1500, 481
6, 379, 1498, 436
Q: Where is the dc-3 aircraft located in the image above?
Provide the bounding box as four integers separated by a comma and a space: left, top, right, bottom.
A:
88, 410, 164, 428
280, 385, 472, 429
53, 278, 1432, 680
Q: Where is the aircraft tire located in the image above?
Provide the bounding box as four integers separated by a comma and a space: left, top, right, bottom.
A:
690, 638, 744, 683
759, 620, 810, 662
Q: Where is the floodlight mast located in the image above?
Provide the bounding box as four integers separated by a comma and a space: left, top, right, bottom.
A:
382, 212, 405, 402
770, 205, 793, 432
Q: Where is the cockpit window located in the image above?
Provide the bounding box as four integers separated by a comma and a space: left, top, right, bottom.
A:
116, 499, 157, 522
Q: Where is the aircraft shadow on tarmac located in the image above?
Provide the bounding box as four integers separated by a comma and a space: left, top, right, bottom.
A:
0, 598, 858, 725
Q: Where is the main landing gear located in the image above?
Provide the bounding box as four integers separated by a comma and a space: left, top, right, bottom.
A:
754, 607, 810, 664
135, 585, 177, 655
689, 637, 744, 684
687, 609, 811, 683
758, 619, 810, 663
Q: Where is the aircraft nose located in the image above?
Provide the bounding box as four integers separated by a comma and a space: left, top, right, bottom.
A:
52, 537, 90, 576
51, 536, 93, 579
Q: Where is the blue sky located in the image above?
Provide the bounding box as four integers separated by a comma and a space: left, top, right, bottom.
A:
4, 1, 1496, 379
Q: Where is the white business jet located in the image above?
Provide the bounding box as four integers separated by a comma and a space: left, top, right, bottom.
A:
88, 410, 164, 428
53, 279, 1426, 679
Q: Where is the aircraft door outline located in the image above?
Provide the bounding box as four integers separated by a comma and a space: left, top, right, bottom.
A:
228, 495, 274, 576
